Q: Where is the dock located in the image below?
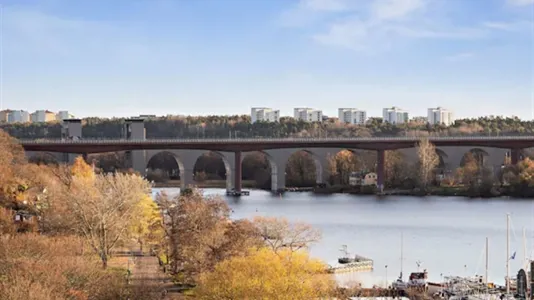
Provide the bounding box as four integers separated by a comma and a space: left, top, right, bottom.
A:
226, 190, 250, 196
328, 254, 374, 274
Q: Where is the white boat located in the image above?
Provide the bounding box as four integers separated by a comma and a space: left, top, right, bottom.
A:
328, 245, 373, 274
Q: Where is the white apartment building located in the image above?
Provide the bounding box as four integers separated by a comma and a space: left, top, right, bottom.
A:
7, 110, 30, 123
427, 107, 454, 126
56, 111, 72, 121
294, 108, 323, 122
31, 110, 56, 123
338, 108, 367, 125
250, 107, 280, 123
382, 107, 409, 124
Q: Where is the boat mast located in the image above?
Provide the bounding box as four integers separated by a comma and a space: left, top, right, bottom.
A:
485, 237, 489, 286
506, 213, 510, 294
400, 232, 404, 280
523, 227, 527, 269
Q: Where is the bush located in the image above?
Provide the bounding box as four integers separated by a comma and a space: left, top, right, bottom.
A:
0, 234, 130, 300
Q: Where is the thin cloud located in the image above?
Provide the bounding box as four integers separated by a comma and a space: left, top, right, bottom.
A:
371, 0, 427, 21
282, 0, 488, 51
482, 20, 533, 31
445, 52, 475, 62
3, 5, 179, 65
507, 0, 534, 6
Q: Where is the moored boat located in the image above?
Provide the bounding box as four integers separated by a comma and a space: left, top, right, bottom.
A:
328, 245, 373, 274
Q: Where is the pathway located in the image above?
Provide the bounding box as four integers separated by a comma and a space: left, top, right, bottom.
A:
130, 253, 183, 299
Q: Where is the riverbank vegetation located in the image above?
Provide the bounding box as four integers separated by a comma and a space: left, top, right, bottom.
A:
1, 128, 371, 299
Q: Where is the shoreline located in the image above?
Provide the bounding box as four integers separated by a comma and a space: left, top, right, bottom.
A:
152, 180, 531, 199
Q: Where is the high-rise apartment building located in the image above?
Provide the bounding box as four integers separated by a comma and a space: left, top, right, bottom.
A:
56, 111, 73, 121
427, 107, 454, 126
382, 107, 409, 124
8, 110, 30, 123
31, 110, 56, 123
338, 108, 367, 125
250, 107, 280, 123
294, 108, 323, 122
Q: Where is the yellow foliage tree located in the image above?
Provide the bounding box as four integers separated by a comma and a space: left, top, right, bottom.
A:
195, 247, 335, 299
128, 194, 163, 252
70, 157, 94, 180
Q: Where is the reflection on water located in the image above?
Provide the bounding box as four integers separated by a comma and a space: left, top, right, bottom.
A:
153, 188, 534, 286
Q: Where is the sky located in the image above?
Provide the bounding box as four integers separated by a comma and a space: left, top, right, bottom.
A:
1, 0, 533, 119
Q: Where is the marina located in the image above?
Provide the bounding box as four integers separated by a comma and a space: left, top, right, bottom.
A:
331, 214, 533, 299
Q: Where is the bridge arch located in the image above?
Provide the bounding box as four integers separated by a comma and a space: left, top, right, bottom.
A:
146, 151, 184, 183
242, 151, 272, 190
325, 149, 376, 185
193, 151, 232, 190
435, 148, 448, 170
460, 148, 490, 167
285, 150, 319, 187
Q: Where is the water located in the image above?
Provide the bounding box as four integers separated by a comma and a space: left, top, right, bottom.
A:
152, 188, 534, 287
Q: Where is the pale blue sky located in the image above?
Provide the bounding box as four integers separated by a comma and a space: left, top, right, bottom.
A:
2, 0, 533, 119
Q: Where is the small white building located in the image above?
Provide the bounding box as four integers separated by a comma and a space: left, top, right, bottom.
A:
250, 107, 280, 123
338, 108, 367, 125
349, 172, 378, 186
382, 107, 409, 124
294, 107, 323, 122
427, 107, 454, 126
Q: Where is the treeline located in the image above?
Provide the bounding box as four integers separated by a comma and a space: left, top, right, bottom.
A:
2, 115, 534, 139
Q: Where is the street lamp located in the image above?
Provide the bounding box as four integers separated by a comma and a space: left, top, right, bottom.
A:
385, 265, 388, 289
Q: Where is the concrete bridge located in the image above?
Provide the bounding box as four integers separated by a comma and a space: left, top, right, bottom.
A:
20, 119, 533, 192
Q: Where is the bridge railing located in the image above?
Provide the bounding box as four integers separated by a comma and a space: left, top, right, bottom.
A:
17, 135, 534, 144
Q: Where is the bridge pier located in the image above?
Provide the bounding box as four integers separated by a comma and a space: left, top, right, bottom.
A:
61, 119, 83, 163
234, 151, 242, 192
123, 119, 147, 175
511, 148, 522, 165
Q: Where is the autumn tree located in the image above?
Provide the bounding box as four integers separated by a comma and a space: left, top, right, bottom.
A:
67, 163, 152, 268
156, 189, 232, 280
252, 216, 321, 253
416, 139, 440, 190
0, 129, 28, 208
326, 150, 360, 185
70, 156, 95, 179
128, 194, 163, 253
457, 152, 479, 184
285, 151, 317, 187
195, 247, 335, 299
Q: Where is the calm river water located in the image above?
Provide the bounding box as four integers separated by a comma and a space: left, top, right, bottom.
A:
152, 188, 534, 287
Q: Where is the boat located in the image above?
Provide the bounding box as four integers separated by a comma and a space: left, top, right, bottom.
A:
389, 233, 429, 291
327, 245, 373, 274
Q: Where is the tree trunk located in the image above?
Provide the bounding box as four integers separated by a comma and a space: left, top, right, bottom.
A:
101, 253, 108, 269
